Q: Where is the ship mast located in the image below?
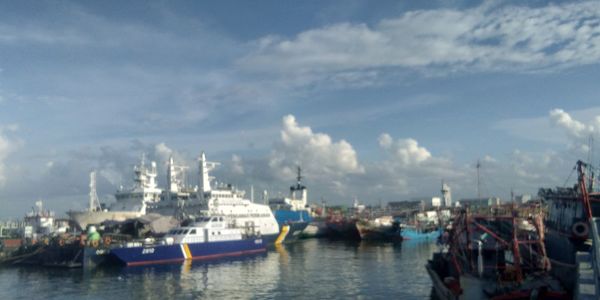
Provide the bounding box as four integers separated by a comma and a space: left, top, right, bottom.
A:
476, 159, 481, 199
89, 171, 101, 212
577, 160, 593, 221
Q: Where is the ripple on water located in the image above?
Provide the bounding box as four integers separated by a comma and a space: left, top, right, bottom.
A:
0, 239, 439, 299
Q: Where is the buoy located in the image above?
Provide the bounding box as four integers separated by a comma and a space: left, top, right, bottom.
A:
572, 221, 589, 238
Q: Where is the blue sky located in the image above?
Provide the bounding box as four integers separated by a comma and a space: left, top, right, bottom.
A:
1, 0, 600, 217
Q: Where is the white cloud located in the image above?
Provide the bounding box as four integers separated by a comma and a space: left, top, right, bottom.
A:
546, 108, 600, 157
549, 108, 593, 139
0, 125, 21, 185
240, 1, 600, 80
154, 142, 174, 162
378, 133, 393, 148
231, 154, 245, 175
269, 114, 364, 180
378, 133, 431, 165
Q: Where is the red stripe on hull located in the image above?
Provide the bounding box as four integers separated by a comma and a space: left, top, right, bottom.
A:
125, 248, 267, 266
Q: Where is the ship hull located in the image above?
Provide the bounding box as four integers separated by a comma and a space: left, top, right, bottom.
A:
402, 227, 441, 240
110, 238, 266, 266
301, 219, 329, 238
273, 210, 311, 242
68, 210, 144, 230
326, 219, 360, 240
544, 228, 579, 291
356, 222, 402, 241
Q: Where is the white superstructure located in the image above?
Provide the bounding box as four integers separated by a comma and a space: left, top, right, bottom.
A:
268, 166, 310, 212
148, 156, 196, 217
69, 157, 162, 229
24, 201, 55, 237
197, 152, 279, 238
112, 156, 162, 213
165, 216, 244, 244
441, 181, 452, 207
70, 151, 279, 239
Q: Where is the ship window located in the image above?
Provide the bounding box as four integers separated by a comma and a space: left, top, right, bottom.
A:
182, 229, 189, 234
190, 229, 196, 235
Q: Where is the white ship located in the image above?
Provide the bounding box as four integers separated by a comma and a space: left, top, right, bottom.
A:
68, 158, 161, 229
147, 156, 198, 218
149, 152, 282, 244
69, 151, 282, 243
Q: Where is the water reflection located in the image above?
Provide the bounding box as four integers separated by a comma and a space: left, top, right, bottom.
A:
0, 239, 439, 300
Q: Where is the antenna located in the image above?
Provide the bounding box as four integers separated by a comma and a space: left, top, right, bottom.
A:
589, 135, 594, 193
296, 166, 302, 185
89, 171, 101, 212
476, 159, 481, 199
588, 134, 593, 166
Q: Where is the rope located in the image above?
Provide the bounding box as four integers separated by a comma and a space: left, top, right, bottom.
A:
562, 165, 576, 188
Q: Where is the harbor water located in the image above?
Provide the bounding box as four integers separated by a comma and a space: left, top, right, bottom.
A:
0, 239, 438, 299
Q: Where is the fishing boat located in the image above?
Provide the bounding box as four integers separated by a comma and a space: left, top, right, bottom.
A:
301, 218, 329, 238
355, 216, 402, 241
400, 224, 441, 240
109, 216, 266, 266
539, 160, 600, 293
326, 216, 360, 240
426, 205, 567, 299
399, 209, 443, 240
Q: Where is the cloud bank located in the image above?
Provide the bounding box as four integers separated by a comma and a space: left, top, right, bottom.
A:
0, 125, 19, 185
241, 1, 600, 79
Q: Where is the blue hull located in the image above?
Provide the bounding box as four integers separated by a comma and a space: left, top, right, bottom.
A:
401, 228, 441, 240
262, 233, 279, 246
273, 210, 311, 242
110, 238, 266, 266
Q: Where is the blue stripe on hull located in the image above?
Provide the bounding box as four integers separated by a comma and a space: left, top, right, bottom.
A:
110, 239, 266, 266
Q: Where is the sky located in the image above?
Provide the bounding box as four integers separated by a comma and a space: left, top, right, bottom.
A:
1, 0, 600, 218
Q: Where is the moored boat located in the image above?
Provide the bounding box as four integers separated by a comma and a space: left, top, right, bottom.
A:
401, 225, 441, 240
301, 218, 329, 238
426, 206, 567, 299
539, 160, 600, 293
269, 167, 312, 242
355, 216, 402, 241
69, 160, 161, 230
326, 216, 360, 240
109, 216, 266, 266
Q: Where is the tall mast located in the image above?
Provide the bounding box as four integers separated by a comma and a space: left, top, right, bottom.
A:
89, 171, 100, 212
476, 159, 481, 199
198, 151, 219, 201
